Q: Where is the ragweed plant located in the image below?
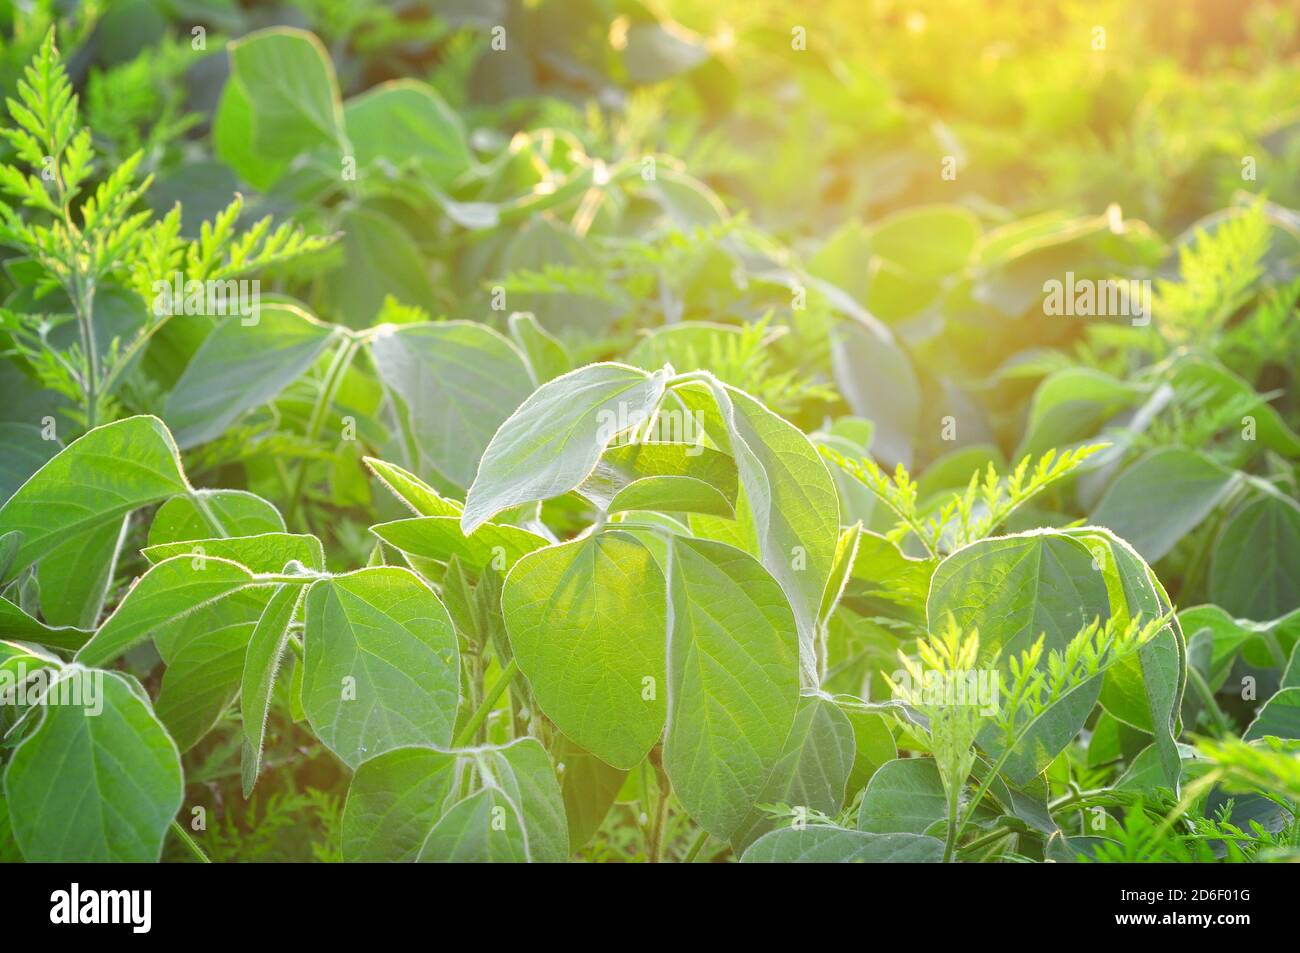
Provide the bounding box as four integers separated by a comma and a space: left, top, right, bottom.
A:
823, 444, 1104, 557
0, 30, 331, 430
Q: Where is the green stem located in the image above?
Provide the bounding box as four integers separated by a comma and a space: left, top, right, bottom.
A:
682, 827, 710, 863
1185, 664, 1232, 734
949, 746, 1016, 853
73, 275, 99, 429
648, 762, 672, 863
453, 659, 519, 747
941, 770, 963, 863
170, 820, 211, 863
287, 335, 357, 526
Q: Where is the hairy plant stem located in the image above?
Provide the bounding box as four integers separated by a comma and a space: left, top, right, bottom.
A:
648, 761, 672, 863
453, 659, 519, 747
287, 334, 358, 526
682, 827, 710, 863
73, 275, 99, 429
170, 820, 211, 863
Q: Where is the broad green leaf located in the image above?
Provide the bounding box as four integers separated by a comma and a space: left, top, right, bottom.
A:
343, 80, 471, 185
731, 694, 856, 851
371, 322, 534, 488
608, 476, 735, 517
37, 515, 127, 628
869, 204, 980, 281
463, 363, 670, 532
579, 442, 738, 511
741, 826, 945, 863
417, 788, 527, 862
508, 312, 569, 384
1244, 688, 1300, 741
856, 757, 947, 835
327, 206, 439, 324
302, 568, 459, 769
348, 739, 566, 863
502, 533, 666, 769
1168, 357, 1300, 459
0, 596, 90, 651
1091, 448, 1239, 562
840, 704, 897, 793
844, 530, 935, 619
700, 382, 840, 683
828, 320, 920, 468
554, 736, 627, 851
164, 306, 338, 448
143, 532, 325, 573
1211, 495, 1300, 620
241, 584, 304, 795
1018, 368, 1145, 458
226, 28, 344, 161
927, 531, 1111, 661
3, 670, 183, 862
155, 619, 252, 751
0, 422, 57, 504
364, 457, 462, 517
76, 555, 268, 668
479, 738, 569, 862
371, 516, 546, 575
342, 746, 459, 862
148, 489, 284, 545
1073, 528, 1185, 788
212, 74, 286, 190
663, 537, 801, 839
0, 416, 188, 579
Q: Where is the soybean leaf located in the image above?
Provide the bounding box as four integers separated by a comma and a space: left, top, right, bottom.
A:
302, 567, 459, 769
927, 530, 1111, 661
37, 515, 127, 628
1244, 688, 1300, 741
363, 457, 462, 517
417, 788, 527, 862
696, 381, 840, 683
480, 738, 569, 862
554, 735, 627, 851
3, 670, 183, 862
502, 532, 666, 770
76, 555, 269, 668
148, 489, 284, 545
1210, 495, 1300, 620
343, 80, 471, 184
1073, 528, 1185, 788
370, 322, 534, 488
0, 596, 91, 652
241, 584, 306, 796
579, 442, 738, 511
741, 826, 945, 863
462, 363, 670, 532
730, 694, 856, 852
1091, 447, 1240, 562
143, 533, 325, 573
663, 536, 801, 839
840, 704, 898, 794
856, 758, 949, 835
164, 305, 338, 448
341, 746, 459, 862
0, 423, 57, 504
224, 28, 345, 163
0, 416, 188, 579
508, 312, 569, 384
371, 516, 546, 575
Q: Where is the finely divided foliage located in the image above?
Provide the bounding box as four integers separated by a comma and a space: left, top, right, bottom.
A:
0, 8, 1298, 865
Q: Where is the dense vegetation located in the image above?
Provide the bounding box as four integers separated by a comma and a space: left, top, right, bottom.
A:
0, 0, 1298, 863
